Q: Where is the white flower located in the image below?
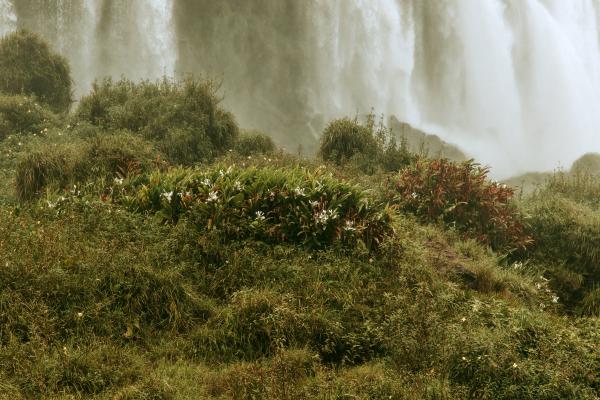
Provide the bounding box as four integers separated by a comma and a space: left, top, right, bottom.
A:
255, 211, 265, 221
411, 192, 418, 199
202, 178, 212, 187
460, 317, 467, 323
161, 191, 173, 202
343, 220, 356, 232
47, 201, 56, 209
114, 177, 124, 185
309, 200, 320, 208
294, 187, 306, 197
316, 210, 329, 225
234, 180, 243, 191
219, 169, 225, 177
207, 191, 219, 202
535, 283, 542, 290
512, 262, 523, 270
512, 363, 518, 368
316, 209, 338, 225
76, 312, 83, 318
462, 356, 467, 361
552, 295, 559, 303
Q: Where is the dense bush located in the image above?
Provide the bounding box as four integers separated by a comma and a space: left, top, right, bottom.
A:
75, 78, 239, 164
319, 117, 378, 165
0, 94, 56, 140
540, 171, 600, 209
234, 130, 276, 156
15, 130, 160, 201
525, 193, 600, 315
571, 152, 600, 175
119, 166, 392, 249
0, 30, 72, 113
389, 158, 531, 252
319, 115, 414, 173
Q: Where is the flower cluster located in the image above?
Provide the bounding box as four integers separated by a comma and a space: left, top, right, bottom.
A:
119, 165, 392, 249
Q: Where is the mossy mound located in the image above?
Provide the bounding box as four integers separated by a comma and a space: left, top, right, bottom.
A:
0, 30, 72, 113
75, 78, 239, 165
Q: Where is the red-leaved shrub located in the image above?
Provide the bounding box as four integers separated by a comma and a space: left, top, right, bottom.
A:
390, 159, 531, 252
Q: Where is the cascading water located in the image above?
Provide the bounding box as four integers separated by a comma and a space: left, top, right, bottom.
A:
312, 0, 600, 177
0, 0, 16, 37
3, 0, 600, 177
5, 0, 176, 95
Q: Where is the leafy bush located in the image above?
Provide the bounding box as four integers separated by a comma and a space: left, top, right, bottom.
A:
525, 193, 600, 313
319, 114, 414, 173
319, 118, 378, 165
0, 95, 57, 140
234, 130, 276, 156
15, 131, 160, 201
539, 171, 600, 209
120, 165, 392, 249
0, 30, 72, 113
389, 158, 530, 252
75, 78, 239, 164
571, 153, 600, 175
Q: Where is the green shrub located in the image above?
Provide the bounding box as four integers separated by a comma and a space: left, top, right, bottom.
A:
319, 114, 414, 173
389, 158, 531, 252
571, 153, 600, 176
525, 194, 600, 312
119, 165, 392, 249
15, 131, 160, 201
0, 30, 72, 113
580, 286, 600, 317
234, 130, 276, 156
75, 78, 239, 164
539, 171, 600, 209
0, 95, 57, 140
319, 117, 378, 165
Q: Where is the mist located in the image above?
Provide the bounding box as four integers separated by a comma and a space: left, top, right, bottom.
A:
4, 0, 600, 177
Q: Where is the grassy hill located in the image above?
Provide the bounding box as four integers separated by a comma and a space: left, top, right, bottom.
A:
0, 30, 598, 399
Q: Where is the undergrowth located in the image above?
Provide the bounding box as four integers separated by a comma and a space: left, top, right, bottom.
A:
0, 35, 597, 398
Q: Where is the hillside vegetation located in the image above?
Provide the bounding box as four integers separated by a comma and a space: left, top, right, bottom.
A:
0, 30, 598, 400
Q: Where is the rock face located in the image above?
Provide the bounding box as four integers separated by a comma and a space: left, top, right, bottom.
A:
571, 153, 600, 175
389, 116, 467, 162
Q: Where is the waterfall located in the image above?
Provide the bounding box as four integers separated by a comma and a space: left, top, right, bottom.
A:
0, 0, 16, 37
8, 0, 176, 95
4, 0, 600, 177
310, 0, 600, 177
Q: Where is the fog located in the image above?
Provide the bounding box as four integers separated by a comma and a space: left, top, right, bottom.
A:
4, 0, 600, 177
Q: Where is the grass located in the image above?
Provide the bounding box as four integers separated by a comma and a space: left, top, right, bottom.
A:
0, 38, 598, 397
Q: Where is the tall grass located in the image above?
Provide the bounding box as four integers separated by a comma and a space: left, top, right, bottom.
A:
75, 78, 239, 165
0, 30, 72, 113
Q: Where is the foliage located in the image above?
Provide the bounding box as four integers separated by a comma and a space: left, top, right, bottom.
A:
234, 130, 276, 156
0, 196, 597, 398
390, 158, 531, 252
119, 165, 392, 250
0, 95, 57, 140
319, 114, 414, 173
15, 130, 160, 201
571, 152, 600, 176
0, 30, 72, 113
74, 77, 239, 165
539, 171, 600, 209
0, 61, 598, 399
524, 191, 600, 313
319, 117, 378, 164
